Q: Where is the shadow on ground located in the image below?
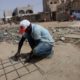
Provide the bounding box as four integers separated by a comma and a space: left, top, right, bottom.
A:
10, 53, 46, 64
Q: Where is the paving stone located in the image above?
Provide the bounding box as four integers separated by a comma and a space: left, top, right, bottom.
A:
16, 78, 21, 80
6, 71, 18, 80
0, 75, 6, 80
27, 64, 37, 72
3, 62, 12, 68
20, 70, 44, 80
11, 60, 20, 65
4, 66, 14, 73
14, 63, 23, 69
36, 57, 54, 73
0, 69, 4, 76
2, 59, 10, 64
0, 64, 3, 69
24, 62, 29, 66
17, 67, 28, 76
0, 61, 1, 65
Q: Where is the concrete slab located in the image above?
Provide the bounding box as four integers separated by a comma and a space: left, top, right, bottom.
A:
20, 71, 44, 80
2, 59, 10, 64
6, 71, 18, 80
0, 64, 3, 69
14, 63, 23, 69
0, 75, 6, 80
4, 66, 14, 73
17, 67, 28, 76
0, 69, 4, 76
35, 56, 55, 73
3, 62, 12, 68
26, 64, 37, 72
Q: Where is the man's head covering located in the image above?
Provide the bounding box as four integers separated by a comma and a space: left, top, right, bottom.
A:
19, 19, 31, 34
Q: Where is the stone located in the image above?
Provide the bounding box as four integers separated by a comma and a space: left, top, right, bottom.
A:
2, 59, 10, 64
60, 37, 65, 41
14, 63, 23, 69
0, 65, 3, 70
0, 75, 6, 80
20, 71, 44, 80
6, 71, 18, 80
26, 64, 37, 72
3, 62, 12, 68
4, 66, 14, 73
3, 32, 8, 36
0, 69, 4, 76
17, 67, 28, 76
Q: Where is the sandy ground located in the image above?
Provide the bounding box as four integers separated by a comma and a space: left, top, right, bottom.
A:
0, 42, 31, 59
0, 41, 80, 80
0, 21, 80, 80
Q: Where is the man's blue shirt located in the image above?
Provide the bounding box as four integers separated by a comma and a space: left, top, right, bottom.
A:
23, 24, 54, 45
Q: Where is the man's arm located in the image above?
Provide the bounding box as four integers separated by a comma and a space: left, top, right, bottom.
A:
15, 36, 26, 57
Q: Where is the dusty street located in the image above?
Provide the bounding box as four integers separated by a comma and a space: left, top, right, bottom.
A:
0, 21, 80, 80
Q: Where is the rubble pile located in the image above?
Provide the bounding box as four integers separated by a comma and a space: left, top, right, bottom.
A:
0, 27, 21, 44
48, 27, 80, 46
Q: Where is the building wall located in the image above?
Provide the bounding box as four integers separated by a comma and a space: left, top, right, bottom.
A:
4, 10, 12, 20
43, 0, 61, 12
13, 5, 33, 17
71, 0, 80, 11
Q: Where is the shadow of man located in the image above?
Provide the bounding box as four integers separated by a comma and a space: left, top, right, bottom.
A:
10, 53, 48, 64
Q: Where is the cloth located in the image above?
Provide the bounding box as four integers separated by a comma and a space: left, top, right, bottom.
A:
23, 24, 54, 45
26, 34, 53, 56
23, 24, 54, 56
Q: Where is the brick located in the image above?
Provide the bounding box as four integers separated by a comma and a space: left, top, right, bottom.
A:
6, 71, 18, 80
3, 62, 12, 68
0, 75, 6, 80
4, 66, 14, 73
14, 63, 23, 69
17, 67, 28, 76
0, 69, 4, 76
27, 64, 37, 72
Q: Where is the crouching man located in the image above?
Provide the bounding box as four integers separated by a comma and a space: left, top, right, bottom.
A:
14, 19, 54, 62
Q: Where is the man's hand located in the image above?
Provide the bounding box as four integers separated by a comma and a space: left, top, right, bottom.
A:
13, 36, 25, 61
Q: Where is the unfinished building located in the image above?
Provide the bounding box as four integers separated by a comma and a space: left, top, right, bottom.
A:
4, 10, 12, 21
43, 0, 61, 20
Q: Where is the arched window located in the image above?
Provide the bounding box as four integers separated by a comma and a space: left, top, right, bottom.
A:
19, 10, 25, 14
26, 10, 33, 14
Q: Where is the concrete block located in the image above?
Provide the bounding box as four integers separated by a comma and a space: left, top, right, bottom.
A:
3, 62, 12, 68
0, 69, 4, 76
20, 71, 44, 80
10, 59, 19, 65
2, 59, 10, 64
14, 63, 23, 69
6, 71, 18, 80
16, 78, 21, 80
0, 61, 1, 65
27, 64, 37, 72
4, 66, 14, 73
0, 75, 6, 80
0, 65, 3, 69
17, 67, 28, 76
24, 62, 29, 66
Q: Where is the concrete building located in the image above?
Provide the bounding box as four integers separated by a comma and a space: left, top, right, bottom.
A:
43, 0, 62, 20
4, 10, 12, 21
71, 0, 80, 11
13, 5, 33, 17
